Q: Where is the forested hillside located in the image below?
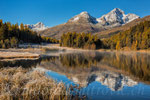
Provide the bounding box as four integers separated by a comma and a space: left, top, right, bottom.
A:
103, 21, 150, 50
0, 19, 58, 48
60, 32, 102, 50
60, 21, 150, 50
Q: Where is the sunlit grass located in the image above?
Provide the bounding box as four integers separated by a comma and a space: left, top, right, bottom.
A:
0, 67, 69, 100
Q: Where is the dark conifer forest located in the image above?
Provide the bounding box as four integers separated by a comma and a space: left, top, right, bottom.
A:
60, 32, 103, 50
0, 19, 58, 48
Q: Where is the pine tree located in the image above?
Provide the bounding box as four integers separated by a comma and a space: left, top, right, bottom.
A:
132, 40, 138, 50
0, 25, 4, 40
20, 23, 24, 30
116, 41, 121, 50
0, 19, 2, 27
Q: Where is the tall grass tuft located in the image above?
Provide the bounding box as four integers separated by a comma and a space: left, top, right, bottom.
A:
0, 67, 70, 100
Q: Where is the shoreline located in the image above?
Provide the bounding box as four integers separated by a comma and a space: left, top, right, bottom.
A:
51, 45, 150, 54
0, 49, 40, 60
0, 43, 149, 60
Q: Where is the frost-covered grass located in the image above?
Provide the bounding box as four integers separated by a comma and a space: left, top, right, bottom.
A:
0, 67, 70, 100
0, 51, 40, 60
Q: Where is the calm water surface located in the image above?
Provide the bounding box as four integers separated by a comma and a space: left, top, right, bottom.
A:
1, 51, 150, 100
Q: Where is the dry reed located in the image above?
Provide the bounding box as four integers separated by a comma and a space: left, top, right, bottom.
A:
0, 67, 70, 100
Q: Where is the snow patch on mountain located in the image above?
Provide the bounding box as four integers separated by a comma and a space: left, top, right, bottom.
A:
68, 11, 98, 24
123, 13, 140, 23
26, 22, 48, 32
97, 8, 140, 27
73, 16, 80, 21
67, 8, 139, 28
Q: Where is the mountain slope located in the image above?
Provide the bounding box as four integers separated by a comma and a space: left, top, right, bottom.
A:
39, 12, 102, 38
38, 8, 140, 39
98, 15, 150, 38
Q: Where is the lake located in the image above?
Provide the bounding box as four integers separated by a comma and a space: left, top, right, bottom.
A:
1, 51, 150, 100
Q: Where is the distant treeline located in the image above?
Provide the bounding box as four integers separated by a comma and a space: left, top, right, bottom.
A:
103, 21, 150, 50
60, 32, 102, 50
60, 21, 150, 50
0, 19, 58, 48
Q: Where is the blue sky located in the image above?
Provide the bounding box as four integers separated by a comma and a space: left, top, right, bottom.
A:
0, 0, 150, 27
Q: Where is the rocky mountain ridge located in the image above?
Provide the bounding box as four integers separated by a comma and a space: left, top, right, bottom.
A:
38, 8, 140, 39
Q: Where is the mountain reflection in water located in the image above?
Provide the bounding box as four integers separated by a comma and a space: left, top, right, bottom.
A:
1, 51, 150, 100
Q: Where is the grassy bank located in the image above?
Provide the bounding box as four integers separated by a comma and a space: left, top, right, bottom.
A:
0, 67, 69, 100
0, 51, 40, 60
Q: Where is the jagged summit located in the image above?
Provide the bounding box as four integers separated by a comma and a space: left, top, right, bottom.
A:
97, 8, 140, 27
111, 8, 125, 14
38, 8, 140, 39
79, 11, 89, 16
35, 22, 44, 26
68, 11, 98, 24
26, 22, 48, 32
67, 8, 139, 27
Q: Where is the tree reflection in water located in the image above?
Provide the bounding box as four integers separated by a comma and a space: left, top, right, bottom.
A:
0, 52, 150, 83
58, 52, 150, 83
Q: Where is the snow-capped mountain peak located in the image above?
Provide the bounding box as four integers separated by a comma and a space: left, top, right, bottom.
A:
68, 11, 98, 24
26, 22, 48, 32
37, 8, 140, 38
67, 8, 139, 27
79, 11, 90, 17
34, 22, 44, 27
111, 8, 125, 14
97, 8, 140, 27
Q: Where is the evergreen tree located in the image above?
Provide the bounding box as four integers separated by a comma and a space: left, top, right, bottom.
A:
20, 23, 24, 30
0, 19, 2, 27
116, 41, 121, 50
